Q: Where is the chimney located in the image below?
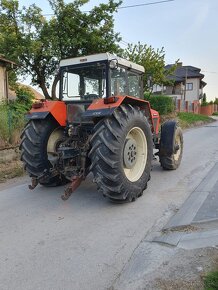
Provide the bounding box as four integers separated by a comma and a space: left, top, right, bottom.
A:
177, 62, 183, 67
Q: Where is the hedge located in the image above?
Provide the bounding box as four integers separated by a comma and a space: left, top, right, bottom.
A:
144, 94, 175, 115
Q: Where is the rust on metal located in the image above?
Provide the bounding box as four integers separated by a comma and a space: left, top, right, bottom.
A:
28, 177, 38, 190
61, 175, 83, 200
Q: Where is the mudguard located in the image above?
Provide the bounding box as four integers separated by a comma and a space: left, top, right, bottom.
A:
82, 95, 157, 133
26, 100, 67, 126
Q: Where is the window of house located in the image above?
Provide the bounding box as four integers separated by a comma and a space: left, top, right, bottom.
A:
186, 83, 193, 91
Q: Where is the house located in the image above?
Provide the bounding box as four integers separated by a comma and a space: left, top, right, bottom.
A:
0, 55, 17, 102
153, 62, 207, 102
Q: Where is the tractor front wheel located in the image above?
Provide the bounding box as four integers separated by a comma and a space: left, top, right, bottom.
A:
89, 105, 153, 202
159, 120, 183, 170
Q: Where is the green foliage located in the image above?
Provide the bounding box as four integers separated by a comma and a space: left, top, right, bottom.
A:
0, 102, 26, 145
123, 42, 178, 91
202, 93, 207, 103
201, 93, 209, 106
0, 0, 122, 99
0, 86, 33, 145
0, 103, 11, 143
214, 98, 218, 105
145, 95, 175, 115
15, 86, 34, 109
178, 112, 213, 124
201, 102, 209, 106
204, 271, 218, 290
212, 112, 218, 116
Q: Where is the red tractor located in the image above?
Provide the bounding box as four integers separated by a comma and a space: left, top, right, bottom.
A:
20, 53, 183, 202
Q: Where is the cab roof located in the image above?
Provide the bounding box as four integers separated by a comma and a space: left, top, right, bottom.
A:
59, 53, 145, 74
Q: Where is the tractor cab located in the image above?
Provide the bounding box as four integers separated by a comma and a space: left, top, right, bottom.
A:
59, 53, 145, 102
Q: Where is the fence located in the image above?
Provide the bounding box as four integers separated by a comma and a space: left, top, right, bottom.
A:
175, 99, 218, 115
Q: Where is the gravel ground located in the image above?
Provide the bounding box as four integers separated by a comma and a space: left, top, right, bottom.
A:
142, 247, 218, 290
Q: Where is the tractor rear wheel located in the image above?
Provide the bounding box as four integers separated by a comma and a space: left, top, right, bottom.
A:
89, 105, 153, 202
20, 117, 67, 186
159, 120, 183, 170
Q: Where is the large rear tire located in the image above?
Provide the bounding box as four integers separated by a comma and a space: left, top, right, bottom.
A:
159, 120, 183, 170
89, 105, 153, 202
20, 117, 67, 186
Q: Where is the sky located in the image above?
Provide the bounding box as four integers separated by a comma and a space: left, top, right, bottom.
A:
18, 0, 218, 101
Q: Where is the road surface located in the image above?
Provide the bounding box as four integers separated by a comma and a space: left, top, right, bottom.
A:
0, 120, 218, 290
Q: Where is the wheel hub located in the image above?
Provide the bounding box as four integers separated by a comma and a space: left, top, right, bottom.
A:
123, 138, 138, 169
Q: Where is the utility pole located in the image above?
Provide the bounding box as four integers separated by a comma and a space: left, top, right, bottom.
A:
184, 66, 187, 100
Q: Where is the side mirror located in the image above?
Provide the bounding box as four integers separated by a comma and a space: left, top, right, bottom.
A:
109, 59, 118, 70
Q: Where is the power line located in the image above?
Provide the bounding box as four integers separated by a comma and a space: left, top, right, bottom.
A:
118, 0, 174, 10
42, 0, 175, 16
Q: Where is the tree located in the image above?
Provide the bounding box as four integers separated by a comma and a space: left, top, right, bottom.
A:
0, 0, 122, 99
202, 93, 207, 103
123, 42, 177, 92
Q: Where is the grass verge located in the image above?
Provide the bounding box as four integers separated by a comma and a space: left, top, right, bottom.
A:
212, 112, 218, 116
204, 271, 218, 290
177, 112, 214, 129
161, 112, 214, 129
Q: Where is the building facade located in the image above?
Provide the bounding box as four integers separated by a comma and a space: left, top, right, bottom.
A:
0, 55, 16, 102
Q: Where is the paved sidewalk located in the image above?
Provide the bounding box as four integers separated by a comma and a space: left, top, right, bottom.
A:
154, 162, 218, 249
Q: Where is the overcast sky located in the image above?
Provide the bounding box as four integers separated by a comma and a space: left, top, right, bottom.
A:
19, 0, 218, 101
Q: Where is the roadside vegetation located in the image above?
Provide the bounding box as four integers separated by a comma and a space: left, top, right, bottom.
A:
0, 87, 34, 148
145, 95, 174, 115
177, 112, 214, 129
0, 87, 34, 183
144, 95, 214, 129
204, 271, 218, 290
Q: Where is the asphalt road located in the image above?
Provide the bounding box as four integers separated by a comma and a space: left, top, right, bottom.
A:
1, 120, 218, 290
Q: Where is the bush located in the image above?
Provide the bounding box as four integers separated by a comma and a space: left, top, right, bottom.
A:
15, 86, 34, 110
0, 103, 11, 144
0, 86, 34, 147
144, 94, 175, 115
0, 103, 26, 147
201, 102, 209, 106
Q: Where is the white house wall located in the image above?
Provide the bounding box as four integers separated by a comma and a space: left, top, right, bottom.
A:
185, 78, 200, 102
0, 66, 7, 102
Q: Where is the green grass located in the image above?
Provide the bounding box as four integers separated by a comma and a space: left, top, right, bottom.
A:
0, 104, 10, 143
204, 271, 218, 290
0, 103, 26, 147
212, 112, 218, 116
177, 112, 214, 129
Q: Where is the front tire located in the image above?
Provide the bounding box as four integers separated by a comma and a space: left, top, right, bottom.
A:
20, 117, 67, 186
89, 105, 153, 202
159, 120, 183, 170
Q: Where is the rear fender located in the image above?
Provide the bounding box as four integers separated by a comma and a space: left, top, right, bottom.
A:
26, 101, 67, 126
82, 95, 155, 132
